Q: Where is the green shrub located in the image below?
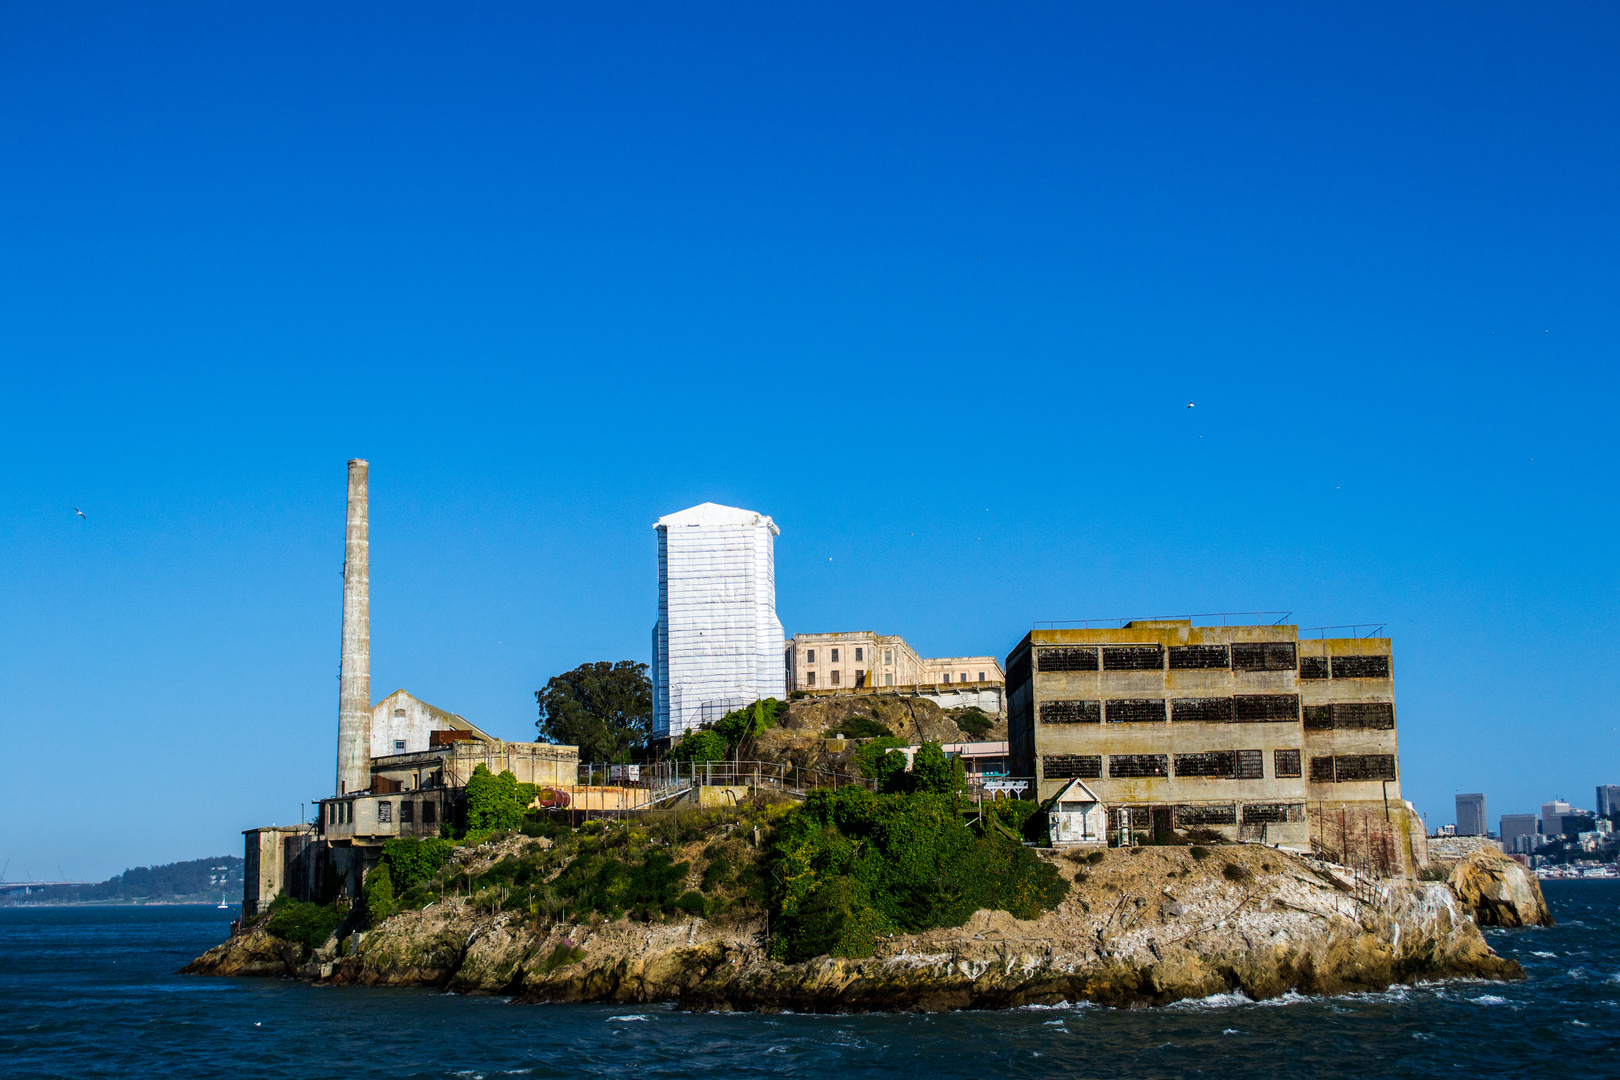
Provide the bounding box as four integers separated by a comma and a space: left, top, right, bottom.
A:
363, 863, 396, 928
1086, 851, 1106, 865
265, 898, 344, 950
912, 742, 965, 795
547, 847, 692, 920
379, 837, 455, 892
674, 890, 707, 915
1189, 846, 1210, 860
670, 729, 729, 763
465, 764, 529, 832
852, 737, 911, 791
827, 716, 894, 740
954, 708, 994, 740
1223, 863, 1250, 882
701, 855, 734, 891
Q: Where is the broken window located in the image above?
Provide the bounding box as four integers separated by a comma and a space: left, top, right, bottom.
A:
1040, 700, 1100, 724
1035, 646, 1098, 672
378, 801, 392, 823
1310, 756, 1336, 782
1333, 754, 1397, 781
1273, 749, 1303, 778
1303, 705, 1333, 729
423, 801, 437, 824
1103, 645, 1164, 671
1108, 754, 1169, 778
1174, 804, 1237, 826
1234, 694, 1299, 723
1242, 802, 1304, 824
1232, 642, 1297, 672
1169, 645, 1230, 670
1333, 703, 1396, 729
400, 801, 414, 824
1234, 749, 1264, 779
1043, 754, 1102, 779
855, 670, 866, 687
1106, 699, 1166, 723
1331, 655, 1390, 679
1174, 751, 1236, 777
1299, 656, 1330, 680
1172, 697, 1234, 723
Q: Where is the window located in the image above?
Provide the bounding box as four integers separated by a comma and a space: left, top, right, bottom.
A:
884, 650, 893, 664
394, 708, 406, 717
1232, 642, 1297, 672
960, 672, 968, 683
885, 673, 894, 686
1108, 754, 1169, 778
1234, 749, 1264, 779
1169, 645, 1230, 670
1175, 804, 1237, 827
1175, 750, 1237, 777
1299, 656, 1329, 679
1242, 802, 1304, 824
1172, 698, 1234, 723
855, 647, 863, 661
1273, 749, 1303, 778
1035, 646, 1098, 672
805, 671, 816, 687
1310, 756, 1336, 782
831, 670, 840, 685
855, 670, 865, 687
1105, 699, 1166, 723
806, 649, 815, 663
1332, 754, 1397, 782
400, 801, 414, 824
1043, 754, 1102, 779
831, 648, 839, 662
1103, 645, 1164, 671
1040, 700, 1100, 724
393, 739, 406, 752
422, 801, 437, 824
1233, 694, 1299, 722
978, 672, 986, 682
1331, 655, 1391, 679
1334, 703, 1395, 729
327, 804, 335, 825
378, 801, 392, 823
941, 672, 950, 683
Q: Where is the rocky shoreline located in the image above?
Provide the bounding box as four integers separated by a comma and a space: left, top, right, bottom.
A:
186, 844, 1534, 1010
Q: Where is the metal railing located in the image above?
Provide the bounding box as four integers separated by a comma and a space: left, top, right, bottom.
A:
1035, 612, 1294, 630
1298, 623, 1387, 639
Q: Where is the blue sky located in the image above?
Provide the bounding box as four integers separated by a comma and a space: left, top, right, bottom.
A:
2, 3, 1616, 880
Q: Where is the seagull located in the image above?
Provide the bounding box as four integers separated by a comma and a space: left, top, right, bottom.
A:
74, 508, 87, 519
1186, 402, 1195, 408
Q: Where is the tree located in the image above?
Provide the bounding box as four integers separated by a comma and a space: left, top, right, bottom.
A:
465, 764, 534, 832
670, 729, 728, 762
912, 742, 964, 795
536, 660, 653, 763
363, 862, 396, 928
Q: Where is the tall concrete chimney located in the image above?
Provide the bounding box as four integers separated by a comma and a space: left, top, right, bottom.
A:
336, 459, 371, 796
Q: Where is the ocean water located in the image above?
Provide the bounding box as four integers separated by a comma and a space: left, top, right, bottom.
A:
1, 882, 1616, 1080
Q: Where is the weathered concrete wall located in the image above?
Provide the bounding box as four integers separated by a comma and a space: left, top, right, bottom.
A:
369, 688, 492, 758
336, 459, 371, 796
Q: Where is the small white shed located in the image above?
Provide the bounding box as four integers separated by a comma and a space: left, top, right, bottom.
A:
1048, 778, 1105, 845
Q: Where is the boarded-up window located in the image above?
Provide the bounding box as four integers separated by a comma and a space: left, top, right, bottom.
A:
1169, 645, 1229, 670
1234, 749, 1264, 779
1334, 754, 1397, 781
377, 801, 392, 823
1303, 705, 1333, 729
1103, 645, 1164, 671
1036, 647, 1099, 672
1109, 754, 1169, 778
1172, 697, 1234, 723
1106, 699, 1166, 723
1274, 749, 1303, 778
1174, 804, 1237, 826
1310, 756, 1336, 782
1234, 694, 1299, 723
1043, 754, 1101, 779
1232, 642, 1297, 672
1242, 802, 1304, 824
1332, 655, 1390, 679
1299, 656, 1330, 680
1040, 700, 1100, 724
400, 801, 414, 824
1334, 703, 1395, 729
1175, 751, 1235, 777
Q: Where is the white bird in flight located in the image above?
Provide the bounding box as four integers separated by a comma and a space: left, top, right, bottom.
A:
74, 508, 87, 519
1186, 402, 1195, 409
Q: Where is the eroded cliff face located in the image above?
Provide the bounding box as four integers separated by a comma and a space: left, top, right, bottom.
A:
186, 845, 1521, 1010
1447, 847, 1553, 928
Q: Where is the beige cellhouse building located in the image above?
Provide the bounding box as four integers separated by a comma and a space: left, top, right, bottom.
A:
785, 631, 1004, 689
1006, 619, 1421, 871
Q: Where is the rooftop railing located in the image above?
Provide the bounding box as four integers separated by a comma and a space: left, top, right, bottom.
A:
1035, 612, 1294, 630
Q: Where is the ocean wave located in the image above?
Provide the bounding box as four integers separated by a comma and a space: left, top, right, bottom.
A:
1168, 991, 1252, 1010
1531, 951, 1558, 958
1469, 995, 1507, 1005
607, 1015, 650, 1022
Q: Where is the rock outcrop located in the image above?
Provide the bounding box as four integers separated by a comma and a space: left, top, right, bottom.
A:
187, 845, 1523, 1009
1446, 846, 1553, 928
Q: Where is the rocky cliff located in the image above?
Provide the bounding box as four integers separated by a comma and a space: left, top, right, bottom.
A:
1446, 846, 1553, 928
187, 844, 1522, 1010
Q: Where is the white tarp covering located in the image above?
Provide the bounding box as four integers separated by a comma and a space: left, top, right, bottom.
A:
652, 502, 787, 739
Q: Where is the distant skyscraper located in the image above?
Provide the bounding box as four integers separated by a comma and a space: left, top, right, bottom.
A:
1598, 785, 1620, 818
1455, 793, 1486, 837
651, 502, 786, 741
1500, 814, 1538, 854
1541, 800, 1572, 836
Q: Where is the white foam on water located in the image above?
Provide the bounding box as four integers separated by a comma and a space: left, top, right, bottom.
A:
1532, 951, 1558, 958
1222, 1028, 1244, 1035
1470, 995, 1507, 1005
1042, 1020, 1065, 1026
1169, 991, 1252, 1010
607, 1015, 650, 1022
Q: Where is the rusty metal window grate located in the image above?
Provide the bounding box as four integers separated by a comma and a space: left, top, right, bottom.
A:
1333, 754, 1397, 781
1331, 655, 1390, 679
1103, 645, 1164, 671
1333, 703, 1396, 730
1109, 754, 1169, 778
1303, 705, 1333, 729
1036, 647, 1099, 672
1310, 756, 1336, 782
1169, 645, 1230, 670
1175, 751, 1236, 777
1232, 642, 1298, 672
1174, 803, 1237, 826
1242, 802, 1304, 824
1235, 749, 1264, 779
1040, 700, 1100, 724
1234, 694, 1299, 722
1299, 656, 1330, 679
1172, 697, 1234, 723
1273, 749, 1303, 778
1043, 754, 1101, 779
1106, 698, 1166, 723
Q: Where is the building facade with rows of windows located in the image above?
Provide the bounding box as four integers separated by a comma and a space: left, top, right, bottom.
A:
785, 631, 1005, 692
1006, 620, 1411, 858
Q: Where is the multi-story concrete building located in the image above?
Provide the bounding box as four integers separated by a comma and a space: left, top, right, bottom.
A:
1499, 813, 1539, 854
1455, 793, 1487, 837
784, 631, 1006, 715
651, 503, 787, 741
1540, 800, 1572, 835
1006, 619, 1415, 865
1597, 785, 1620, 818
